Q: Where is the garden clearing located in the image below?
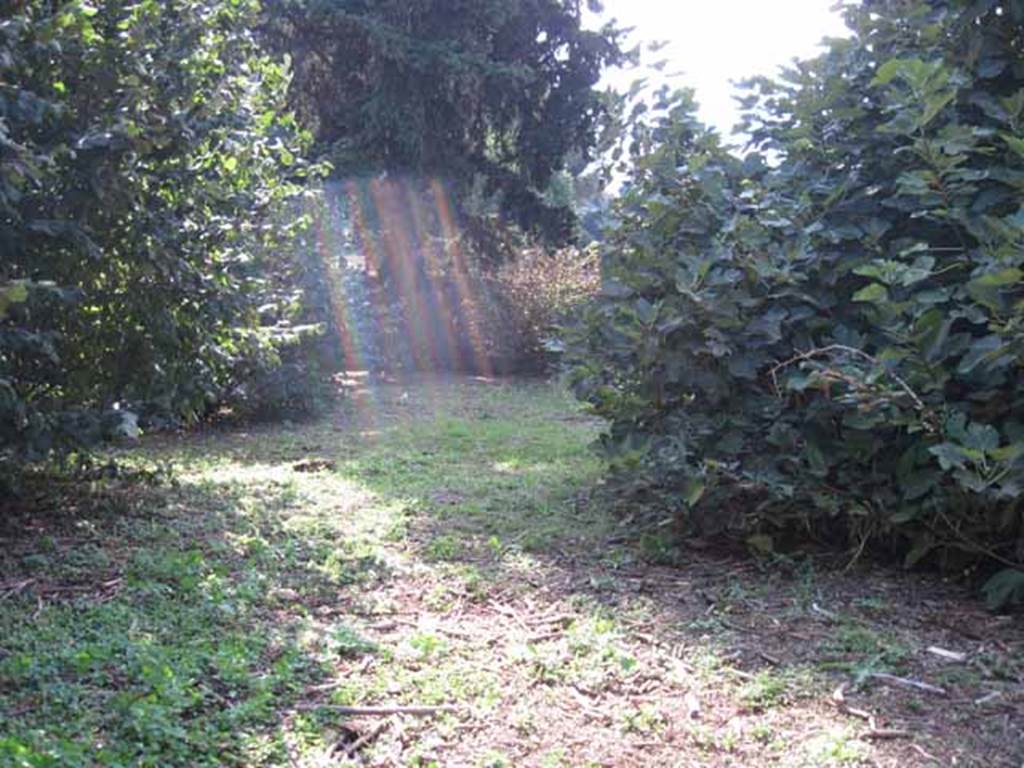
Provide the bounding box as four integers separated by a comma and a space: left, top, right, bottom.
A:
1, 376, 1021, 767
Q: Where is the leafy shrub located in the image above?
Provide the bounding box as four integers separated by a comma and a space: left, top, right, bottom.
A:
567, 0, 1024, 604
492, 246, 601, 371
0, 1, 321, 473
225, 329, 338, 422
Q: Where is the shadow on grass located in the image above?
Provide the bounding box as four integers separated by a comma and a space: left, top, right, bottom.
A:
304, 376, 1023, 768
0, 466, 388, 767
2, 375, 1020, 767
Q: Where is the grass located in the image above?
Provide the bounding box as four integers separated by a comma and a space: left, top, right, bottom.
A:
1, 375, 1021, 767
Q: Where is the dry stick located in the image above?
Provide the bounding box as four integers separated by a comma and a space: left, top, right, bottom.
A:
341, 719, 390, 759
910, 744, 942, 763
527, 612, 576, 628
525, 630, 563, 645
932, 509, 1024, 571
768, 344, 934, 428
868, 672, 947, 696
864, 729, 912, 740
0, 578, 35, 598
718, 617, 758, 633
294, 704, 459, 716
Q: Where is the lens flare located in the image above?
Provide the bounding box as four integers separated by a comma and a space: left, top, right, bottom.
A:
311, 174, 494, 416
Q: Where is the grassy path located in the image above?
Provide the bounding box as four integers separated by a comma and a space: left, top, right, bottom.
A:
1, 377, 1021, 767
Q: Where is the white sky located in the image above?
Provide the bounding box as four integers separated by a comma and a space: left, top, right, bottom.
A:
586, 1, 851, 138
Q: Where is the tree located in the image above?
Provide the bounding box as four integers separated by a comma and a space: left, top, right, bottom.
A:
261, 0, 627, 243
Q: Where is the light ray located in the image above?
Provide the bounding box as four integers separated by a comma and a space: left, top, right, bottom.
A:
368, 176, 443, 372
404, 178, 463, 372
429, 178, 493, 377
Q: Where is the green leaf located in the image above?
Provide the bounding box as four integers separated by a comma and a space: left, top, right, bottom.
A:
683, 477, 705, 507
964, 422, 999, 453
0, 282, 30, 319
746, 534, 774, 555
957, 335, 1004, 374
872, 58, 905, 86
890, 507, 919, 524
970, 268, 1022, 288
635, 298, 658, 325
1003, 133, 1024, 159
929, 443, 967, 470
920, 91, 954, 128
981, 569, 1024, 610
853, 283, 888, 303
903, 534, 935, 568
601, 279, 633, 298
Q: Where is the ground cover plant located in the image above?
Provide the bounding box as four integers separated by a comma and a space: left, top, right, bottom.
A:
0, 378, 1020, 766
566, 0, 1024, 606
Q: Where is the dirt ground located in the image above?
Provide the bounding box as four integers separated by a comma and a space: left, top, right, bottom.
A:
1, 376, 1021, 767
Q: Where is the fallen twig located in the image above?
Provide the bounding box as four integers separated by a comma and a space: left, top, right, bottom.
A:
294, 704, 459, 717
489, 601, 530, 633
973, 691, 1002, 706
719, 617, 758, 633
724, 666, 755, 681
910, 743, 941, 762
868, 672, 947, 696
926, 646, 966, 663
0, 578, 35, 599
529, 612, 575, 627
525, 630, 563, 645
864, 728, 912, 740
340, 719, 390, 759
832, 684, 874, 721
567, 686, 606, 721
810, 602, 840, 622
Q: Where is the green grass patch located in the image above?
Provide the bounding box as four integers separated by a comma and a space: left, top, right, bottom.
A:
0, 379, 602, 767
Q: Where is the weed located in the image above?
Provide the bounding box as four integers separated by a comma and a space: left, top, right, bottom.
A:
638, 531, 677, 565
406, 632, 448, 660
751, 722, 776, 743
425, 534, 463, 562
825, 623, 911, 679
622, 704, 667, 735
328, 624, 377, 658
540, 749, 568, 768
480, 752, 511, 768
741, 670, 790, 710
803, 727, 871, 766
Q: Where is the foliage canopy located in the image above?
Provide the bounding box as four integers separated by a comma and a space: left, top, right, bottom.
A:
262, 0, 627, 242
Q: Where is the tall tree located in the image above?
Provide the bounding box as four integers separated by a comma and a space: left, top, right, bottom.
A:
262, 0, 627, 242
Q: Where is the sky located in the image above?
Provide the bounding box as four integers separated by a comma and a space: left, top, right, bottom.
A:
585, 1, 851, 139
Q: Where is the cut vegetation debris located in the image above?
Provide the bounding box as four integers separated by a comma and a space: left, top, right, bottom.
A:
1, 378, 1022, 767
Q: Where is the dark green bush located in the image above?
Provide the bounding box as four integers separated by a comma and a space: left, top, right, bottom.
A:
226, 328, 338, 421
1, 0, 322, 473
566, 0, 1024, 606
